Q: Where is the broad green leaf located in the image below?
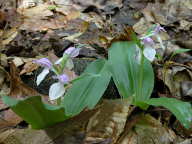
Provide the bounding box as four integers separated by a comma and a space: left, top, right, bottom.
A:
2, 96, 69, 129
144, 97, 192, 129
108, 42, 154, 109
62, 59, 111, 115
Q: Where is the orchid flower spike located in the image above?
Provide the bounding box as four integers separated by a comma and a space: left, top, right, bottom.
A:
33, 58, 53, 86
153, 24, 166, 50
154, 25, 166, 34
49, 74, 69, 100
139, 24, 167, 62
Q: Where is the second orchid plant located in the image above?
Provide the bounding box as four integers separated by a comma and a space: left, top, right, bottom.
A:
33, 47, 80, 101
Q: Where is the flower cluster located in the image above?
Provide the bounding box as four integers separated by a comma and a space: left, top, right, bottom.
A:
33, 47, 80, 100
140, 24, 166, 62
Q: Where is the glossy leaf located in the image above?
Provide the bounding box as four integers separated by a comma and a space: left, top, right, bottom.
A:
2, 96, 69, 129
144, 97, 192, 129
108, 42, 154, 109
61, 59, 111, 115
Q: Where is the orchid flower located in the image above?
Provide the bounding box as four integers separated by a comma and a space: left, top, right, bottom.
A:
33, 47, 80, 101
33, 58, 53, 86
55, 47, 81, 70
140, 24, 166, 62
49, 74, 69, 100
143, 37, 156, 62
154, 25, 166, 50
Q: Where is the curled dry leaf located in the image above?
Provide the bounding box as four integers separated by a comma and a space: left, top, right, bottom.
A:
9, 62, 40, 98
160, 63, 192, 99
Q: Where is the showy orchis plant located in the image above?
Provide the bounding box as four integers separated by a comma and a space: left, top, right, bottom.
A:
33, 47, 80, 101
2, 24, 192, 129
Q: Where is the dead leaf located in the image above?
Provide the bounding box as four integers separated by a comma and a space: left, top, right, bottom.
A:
0, 109, 23, 132
162, 63, 192, 99
0, 66, 10, 107
1, 28, 18, 46
117, 114, 177, 144
20, 61, 38, 75
85, 99, 133, 143
17, 3, 82, 31
143, 0, 192, 25
9, 62, 41, 98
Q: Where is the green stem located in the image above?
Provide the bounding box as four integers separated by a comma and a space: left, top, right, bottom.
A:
138, 48, 144, 102
57, 97, 61, 105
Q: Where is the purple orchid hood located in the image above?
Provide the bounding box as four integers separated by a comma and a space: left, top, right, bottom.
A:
64, 47, 80, 58
143, 37, 154, 46
154, 25, 166, 34
53, 74, 69, 84
33, 58, 52, 69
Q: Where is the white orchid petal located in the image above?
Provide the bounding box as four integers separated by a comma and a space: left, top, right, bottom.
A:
49, 82, 65, 100
66, 58, 74, 70
143, 46, 156, 62
36, 68, 49, 86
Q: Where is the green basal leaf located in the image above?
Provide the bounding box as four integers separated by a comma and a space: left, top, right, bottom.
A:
144, 97, 192, 129
108, 41, 154, 109
61, 59, 111, 116
171, 48, 191, 59
2, 96, 69, 129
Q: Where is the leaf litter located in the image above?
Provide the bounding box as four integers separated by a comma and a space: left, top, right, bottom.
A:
0, 0, 192, 143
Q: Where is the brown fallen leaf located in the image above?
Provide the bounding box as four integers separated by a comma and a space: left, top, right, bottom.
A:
85, 99, 133, 143
20, 61, 38, 75
0, 66, 10, 109
17, 3, 81, 31
116, 114, 177, 144
1, 28, 18, 46
0, 61, 44, 132
0, 109, 23, 132
9, 61, 40, 98
162, 63, 192, 99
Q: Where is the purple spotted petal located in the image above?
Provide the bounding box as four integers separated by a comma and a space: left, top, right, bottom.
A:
154, 25, 166, 34
143, 37, 154, 46
64, 47, 80, 58
53, 74, 69, 84
33, 58, 52, 69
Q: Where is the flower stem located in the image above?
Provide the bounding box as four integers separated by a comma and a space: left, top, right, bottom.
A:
138, 47, 144, 102
57, 97, 61, 105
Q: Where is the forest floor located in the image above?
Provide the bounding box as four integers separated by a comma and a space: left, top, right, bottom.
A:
0, 0, 192, 144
